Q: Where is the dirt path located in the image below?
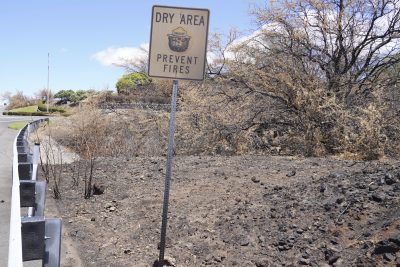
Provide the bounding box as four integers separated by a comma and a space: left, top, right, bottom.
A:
44, 194, 84, 267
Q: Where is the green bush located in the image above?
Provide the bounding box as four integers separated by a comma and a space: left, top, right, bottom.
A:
50, 107, 65, 113
116, 72, 151, 94
3, 111, 50, 116
37, 102, 65, 113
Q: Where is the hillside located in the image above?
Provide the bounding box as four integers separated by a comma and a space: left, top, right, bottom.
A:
44, 155, 400, 266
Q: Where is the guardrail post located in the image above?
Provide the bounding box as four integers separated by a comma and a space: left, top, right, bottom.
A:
18, 162, 32, 180
32, 143, 40, 181
43, 218, 62, 267
27, 123, 32, 134
16, 139, 26, 147
20, 181, 46, 217
20, 181, 36, 208
21, 217, 46, 262
32, 182, 46, 217
18, 153, 29, 162
17, 145, 26, 154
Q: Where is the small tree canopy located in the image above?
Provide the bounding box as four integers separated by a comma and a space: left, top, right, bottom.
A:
54, 89, 92, 103
54, 90, 75, 101
116, 72, 151, 94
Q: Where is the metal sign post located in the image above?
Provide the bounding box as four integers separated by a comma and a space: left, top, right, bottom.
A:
158, 80, 178, 266
148, 5, 209, 266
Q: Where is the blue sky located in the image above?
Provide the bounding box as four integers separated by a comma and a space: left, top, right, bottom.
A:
0, 0, 264, 97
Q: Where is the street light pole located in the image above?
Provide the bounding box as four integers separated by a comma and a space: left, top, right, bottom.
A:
47, 52, 50, 113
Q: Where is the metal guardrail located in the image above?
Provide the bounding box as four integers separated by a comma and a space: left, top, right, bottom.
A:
8, 119, 62, 267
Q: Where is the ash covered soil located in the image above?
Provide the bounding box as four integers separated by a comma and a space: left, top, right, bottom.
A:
48, 156, 400, 266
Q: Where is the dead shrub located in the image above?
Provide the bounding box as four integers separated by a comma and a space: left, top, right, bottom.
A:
4, 90, 34, 110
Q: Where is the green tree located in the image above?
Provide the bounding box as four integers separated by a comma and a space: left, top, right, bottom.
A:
54, 89, 92, 103
75, 90, 90, 102
115, 72, 151, 94
54, 90, 76, 102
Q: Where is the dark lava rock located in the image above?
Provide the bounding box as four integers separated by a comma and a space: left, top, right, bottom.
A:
389, 235, 400, 246
336, 197, 345, 204
286, 170, 296, 177
93, 183, 105, 195
394, 183, 400, 192
363, 231, 372, 238
385, 173, 397, 185
277, 237, 294, 251
240, 237, 250, 246
323, 203, 333, 211
320, 183, 327, 193
371, 193, 385, 202
330, 238, 340, 245
329, 172, 345, 179
332, 258, 344, 266
251, 176, 260, 183
379, 176, 386, 185
254, 259, 271, 267
355, 182, 367, 189
369, 184, 379, 191
273, 186, 283, 191
373, 236, 400, 254
325, 247, 341, 264
299, 257, 310, 265
328, 255, 340, 265
383, 253, 395, 261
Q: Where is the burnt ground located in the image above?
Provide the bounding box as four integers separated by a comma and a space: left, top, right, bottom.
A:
44, 156, 400, 267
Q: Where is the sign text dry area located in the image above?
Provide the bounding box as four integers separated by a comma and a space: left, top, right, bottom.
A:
148, 5, 209, 80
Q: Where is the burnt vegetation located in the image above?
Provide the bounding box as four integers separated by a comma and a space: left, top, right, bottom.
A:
44, 0, 400, 198
96, 0, 400, 160
203, 0, 400, 159
35, 1, 400, 266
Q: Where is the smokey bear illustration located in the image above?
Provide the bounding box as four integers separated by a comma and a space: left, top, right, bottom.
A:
168, 27, 191, 52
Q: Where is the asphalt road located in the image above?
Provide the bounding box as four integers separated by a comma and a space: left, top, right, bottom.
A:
0, 107, 36, 266
0, 109, 78, 266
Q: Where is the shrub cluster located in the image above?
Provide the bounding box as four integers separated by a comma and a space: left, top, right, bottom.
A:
3, 111, 50, 116
99, 92, 170, 105
37, 101, 66, 113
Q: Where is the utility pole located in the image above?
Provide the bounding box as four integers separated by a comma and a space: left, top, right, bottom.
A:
47, 52, 50, 113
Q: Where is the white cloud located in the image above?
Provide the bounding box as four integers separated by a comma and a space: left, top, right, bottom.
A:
92, 43, 149, 67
